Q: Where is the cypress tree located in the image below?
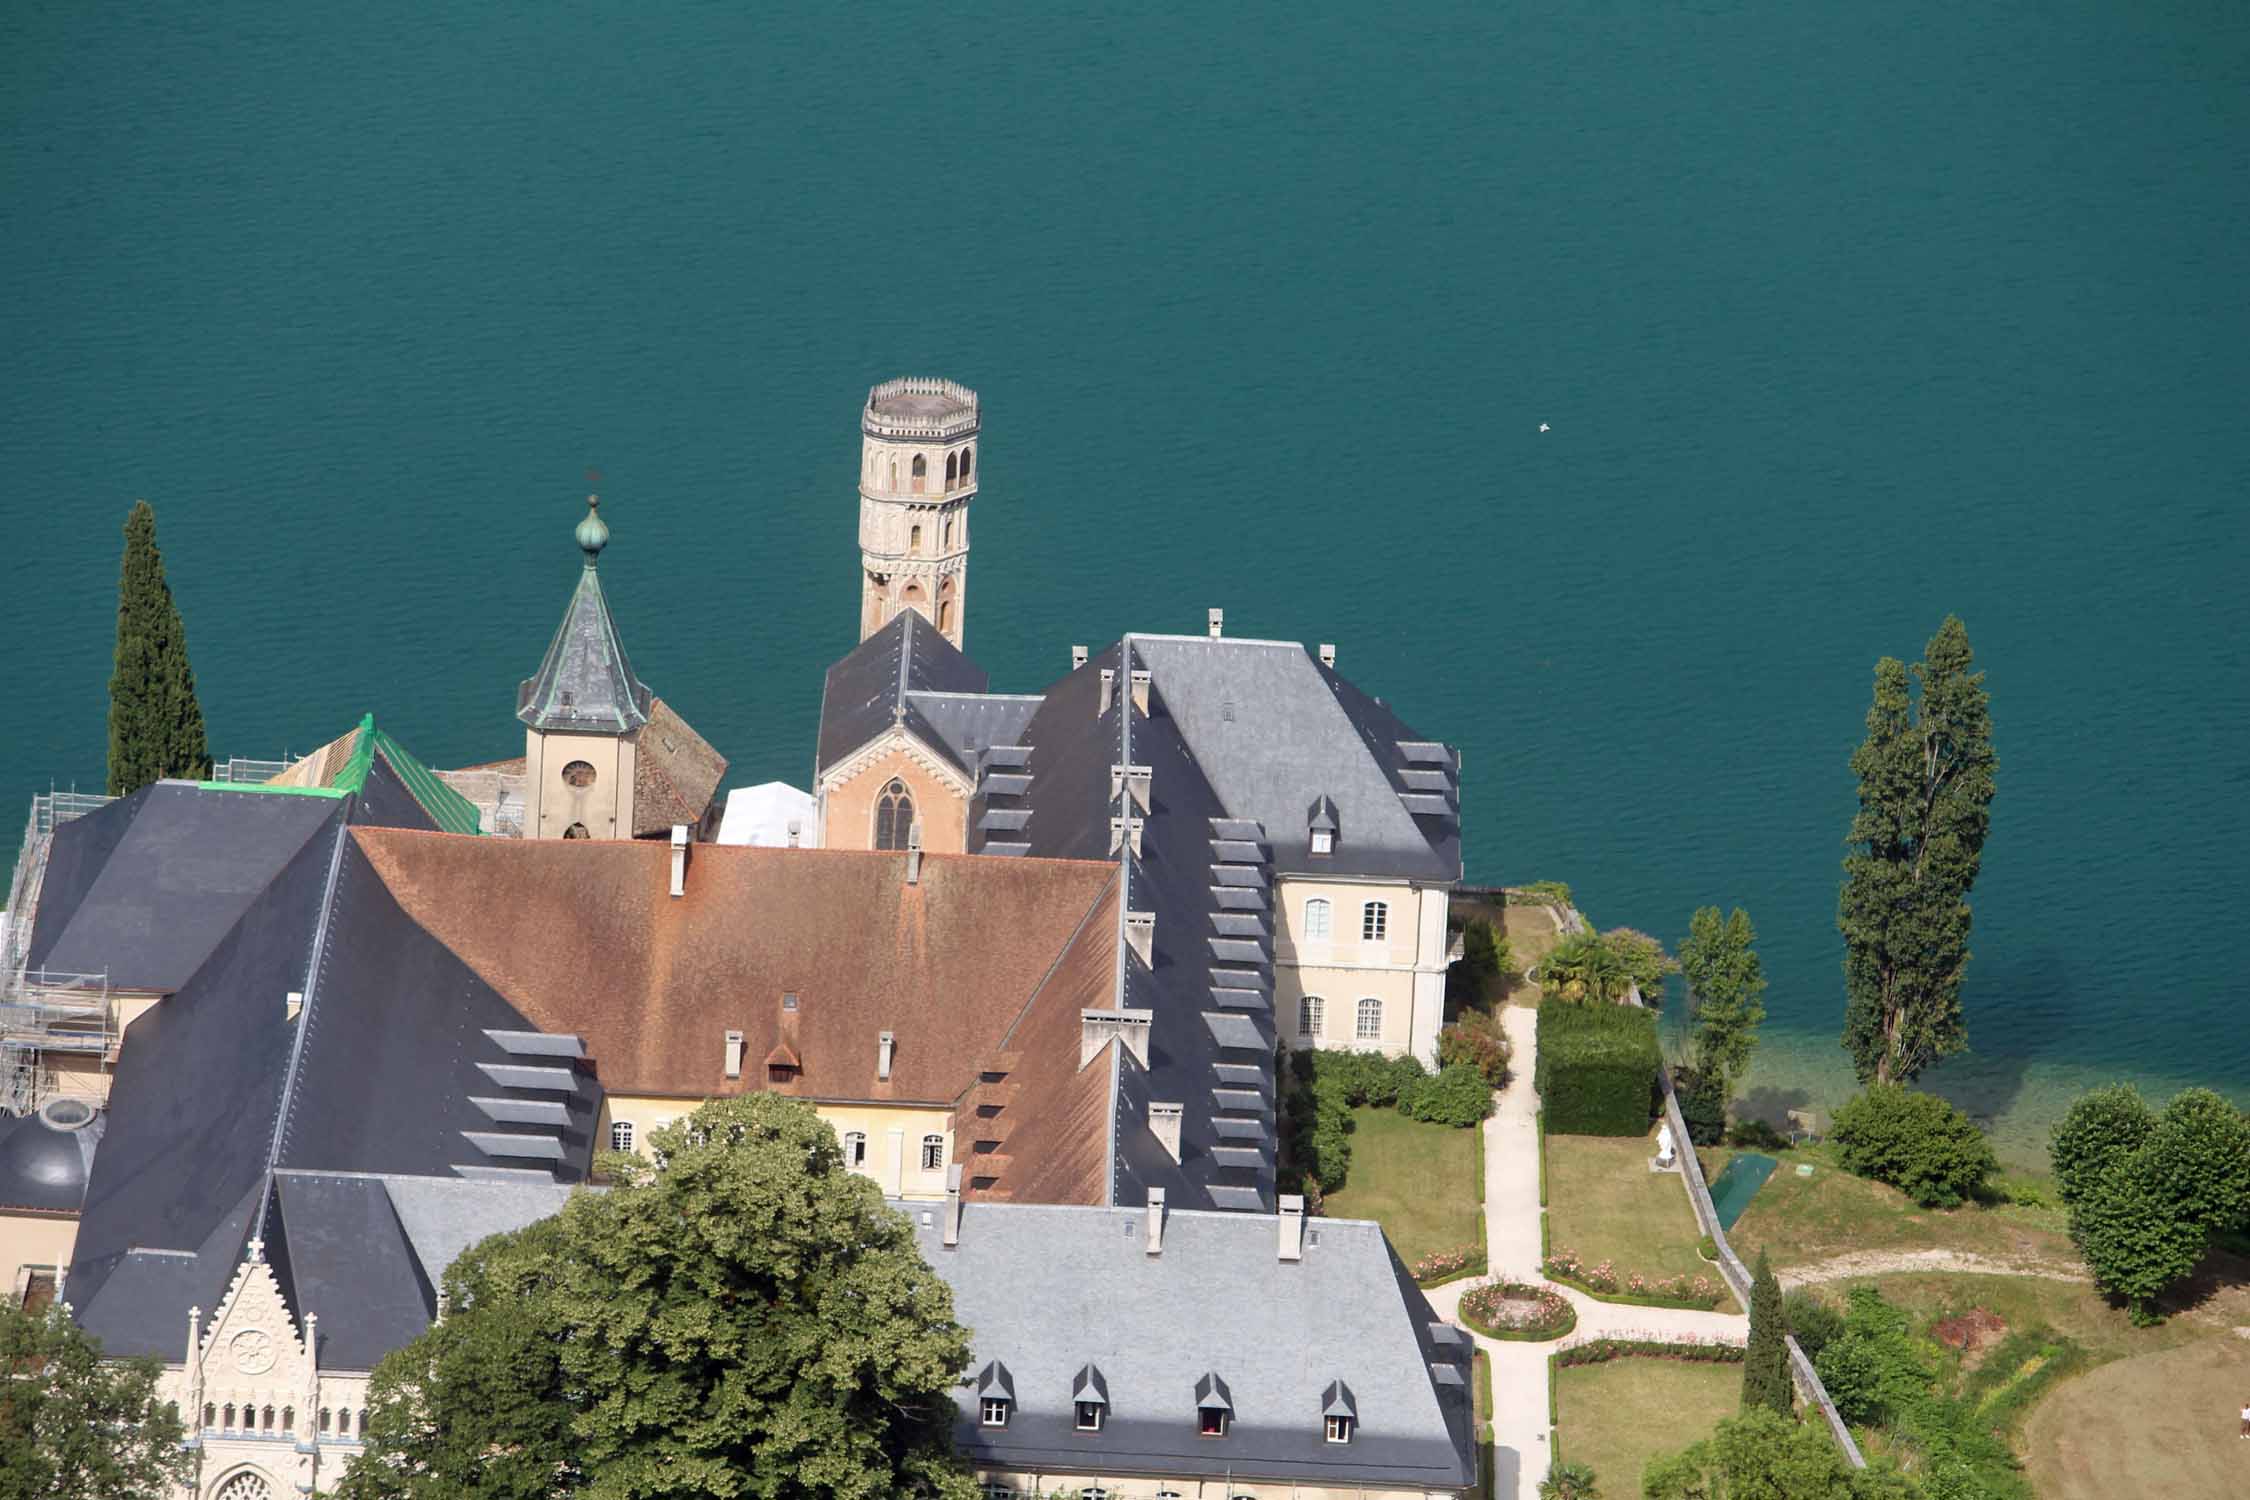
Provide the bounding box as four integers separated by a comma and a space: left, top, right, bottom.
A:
106, 500, 210, 796
1838, 615, 1995, 1085
1741, 1249, 1791, 1416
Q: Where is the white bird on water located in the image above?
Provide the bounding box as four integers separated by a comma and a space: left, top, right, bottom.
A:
1538, 422, 1551, 433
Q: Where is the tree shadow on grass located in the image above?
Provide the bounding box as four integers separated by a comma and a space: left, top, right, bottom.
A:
1732, 1086, 1813, 1133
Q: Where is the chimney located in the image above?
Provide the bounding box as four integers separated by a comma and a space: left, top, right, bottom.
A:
1111, 763, 1152, 811
1071, 644, 1089, 670
1098, 667, 1116, 715
285, 990, 303, 1023
1208, 607, 1224, 639
786, 819, 802, 848
1318, 642, 1336, 668
1150, 1102, 1182, 1162
878, 1029, 895, 1081
670, 825, 689, 897
723, 1029, 744, 1078
1145, 1187, 1167, 1254
1129, 669, 1152, 715
1278, 1194, 1306, 1261
905, 823, 923, 885
942, 1163, 962, 1247
1124, 911, 1155, 966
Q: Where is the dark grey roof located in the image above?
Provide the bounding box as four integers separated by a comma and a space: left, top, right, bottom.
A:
0, 1102, 105, 1213
68, 792, 597, 1369
969, 643, 1278, 1215
1130, 636, 1459, 880
815, 610, 991, 775
25, 783, 341, 990
902, 1199, 1475, 1490
905, 692, 1044, 775
517, 558, 652, 734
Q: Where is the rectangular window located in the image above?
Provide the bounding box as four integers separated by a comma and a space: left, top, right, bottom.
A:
1310, 829, 1333, 855
1199, 1407, 1229, 1437
980, 1398, 1009, 1428
609, 1120, 635, 1154
1075, 1401, 1104, 1432
1326, 1414, 1352, 1443
1356, 998, 1383, 1042
1298, 995, 1324, 1038
1303, 898, 1331, 940
1361, 901, 1388, 941
921, 1135, 944, 1171
845, 1132, 868, 1168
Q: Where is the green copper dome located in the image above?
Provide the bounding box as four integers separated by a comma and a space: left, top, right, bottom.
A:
575, 494, 609, 560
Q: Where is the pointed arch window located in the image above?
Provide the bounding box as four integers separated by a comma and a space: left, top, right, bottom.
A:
875, 780, 915, 850
910, 523, 923, 554
946, 451, 958, 486
961, 446, 973, 479
912, 453, 927, 491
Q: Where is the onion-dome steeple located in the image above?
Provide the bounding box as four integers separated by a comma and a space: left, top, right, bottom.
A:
517, 494, 652, 735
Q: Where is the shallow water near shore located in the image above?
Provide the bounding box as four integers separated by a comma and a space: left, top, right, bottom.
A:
4, 3, 2247, 1163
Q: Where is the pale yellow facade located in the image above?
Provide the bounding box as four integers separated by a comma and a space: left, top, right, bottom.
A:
972, 1466, 1457, 1499
1, 1212, 76, 1305
522, 725, 637, 840
600, 1093, 957, 1201
1272, 878, 1451, 1066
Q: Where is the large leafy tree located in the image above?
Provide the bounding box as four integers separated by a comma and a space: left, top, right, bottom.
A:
2048, 1084, 2154, 1207
1838, 616, 1996, 1085
2063, 1086, 2250, 1323
1740, 1249, 1791, 1417
0, 1298, 192, 1500
1679, 905, 1767, 1090
340, 1094, 980, 1500
107, 500, 210, 796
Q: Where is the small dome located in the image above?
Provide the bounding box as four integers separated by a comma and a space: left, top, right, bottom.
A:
575, 495, 610, 559
0, 1102, 104, 1212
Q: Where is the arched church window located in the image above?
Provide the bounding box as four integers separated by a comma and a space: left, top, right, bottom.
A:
204, 1403, 216, 1429
889, 458, 898, 488
942, 517, 953, 548
215, 1473, 276, 1500
961, 446, 973, 479
911, 453, 927, 492
319, 1407, 331, 1432
262, 1404, 275, 1430
564, 822, 590, 839
222, 1403, 236, 1430
562, 759, 596, 788
945, 452, 957, 486
281, 1406, 294, 1433
939, 600, 953, 633
875, 781, 915, 851
910, 524, 922, 554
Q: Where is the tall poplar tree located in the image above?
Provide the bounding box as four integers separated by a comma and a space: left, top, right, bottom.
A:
1838, 616, 1995, 1086
106, 501, 209, 796
1739, 1249, 1791, 1417
1680, 905, 1767, 1090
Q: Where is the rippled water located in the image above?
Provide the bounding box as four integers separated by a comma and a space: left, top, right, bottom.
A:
6, 3, 2246, 1162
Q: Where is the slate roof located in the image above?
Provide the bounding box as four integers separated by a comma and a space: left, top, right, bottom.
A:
0, 1104, 104, 1214
517, 556, 652, 735
815, 610, 995, 776
24, 784, 340, 990
903, 1199, 1477, 1491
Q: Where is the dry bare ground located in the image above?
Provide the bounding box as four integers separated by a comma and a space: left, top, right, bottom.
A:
2024, 1337, 2250, 1500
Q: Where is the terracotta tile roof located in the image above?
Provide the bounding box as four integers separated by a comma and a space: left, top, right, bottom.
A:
351, 828, 1116, 1108
954, 878, 1123, 1206
627, 697, 727, 837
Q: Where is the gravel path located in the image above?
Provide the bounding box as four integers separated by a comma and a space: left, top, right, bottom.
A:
1781, 1248, 2092, 1287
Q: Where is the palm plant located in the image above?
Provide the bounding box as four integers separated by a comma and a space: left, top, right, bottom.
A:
1540, 1461, 1601, 1500
1541, 930, 1629, 1005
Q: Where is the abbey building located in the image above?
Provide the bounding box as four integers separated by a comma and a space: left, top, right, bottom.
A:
0, 377, 1473, 1500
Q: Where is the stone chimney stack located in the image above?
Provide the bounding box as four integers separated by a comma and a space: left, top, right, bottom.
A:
905, 823, 923, 885
1150, 1101, 1182, 1162
878, 1030, 895, 1081
1319, 642, 1336, 667
1071, 644, 1089, 670
1278, 1194, 1306, 1261
1099, 668, 1116, 716
1145, 1187, 1167, 1255
1208, 607, 1224, 639
942, 1163, 963, 1247
670, 825, 689, 897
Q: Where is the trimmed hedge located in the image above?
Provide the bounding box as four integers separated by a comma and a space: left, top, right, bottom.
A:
1535, 1002, 1661, 1136
1555, 1337, 1744, 1368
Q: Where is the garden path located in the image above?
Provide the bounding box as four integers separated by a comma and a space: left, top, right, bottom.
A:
1421, 1005, 1747, 1499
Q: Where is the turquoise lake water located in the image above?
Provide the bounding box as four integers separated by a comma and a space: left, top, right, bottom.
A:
5, 4, 2246, 1163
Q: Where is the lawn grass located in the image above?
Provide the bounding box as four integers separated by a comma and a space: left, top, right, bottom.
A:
1500, 904, 1560, 1007
1320, 1106, 1483, 1267
2024, 1333, 2250, 1500
1546, 1129, 1722, 1296
1707, 1141, 2078, 1273
1554, 1356, 1740, 1494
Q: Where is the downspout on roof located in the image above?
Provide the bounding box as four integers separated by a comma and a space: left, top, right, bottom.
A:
250, 811, 352, 1246
1103, 638, 1135, 1208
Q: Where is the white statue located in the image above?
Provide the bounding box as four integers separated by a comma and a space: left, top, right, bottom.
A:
1655, 1122, 1678, 1167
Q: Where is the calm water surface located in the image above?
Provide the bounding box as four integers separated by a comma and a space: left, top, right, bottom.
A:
6, 3, 2247, 1162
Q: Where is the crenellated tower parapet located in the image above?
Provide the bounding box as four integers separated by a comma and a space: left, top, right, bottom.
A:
858, 377, 979, 649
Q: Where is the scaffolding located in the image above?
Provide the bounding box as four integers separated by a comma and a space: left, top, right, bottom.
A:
2, 791, 117, 1116
209, 754, 294, 784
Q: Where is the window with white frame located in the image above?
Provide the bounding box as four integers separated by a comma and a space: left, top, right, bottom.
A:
1356, 998, 1383, 1041
1310, 828, 1333, 855
1303, 897, 1331, 940
979, 1397, 1009, 1427
1298, 994, 1325, 1039
1326, 1414, 1353, 1443
921, 1134, 944, 1171
609, 1120, 634, 1153
1075, 1400, 1104, 1432
1361, 901, 1388, 941
844, 1131, 868, 1168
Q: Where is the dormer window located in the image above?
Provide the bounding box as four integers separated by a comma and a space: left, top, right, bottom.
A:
1195, 1371, 1233, 1437
1326, 1414, 1352, 1443
980, 1397, 1009, 1428
1310, 828, 1333, 855
1072, 1362, 1110, 1432
1076, 1400, 1104, 1432
1307, 794, 1340, 857
1321, 1378, 1357, 1446
1200, 1407, 1229, 1437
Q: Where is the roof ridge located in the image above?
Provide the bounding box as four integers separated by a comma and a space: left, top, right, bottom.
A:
251, 813, 353, 1245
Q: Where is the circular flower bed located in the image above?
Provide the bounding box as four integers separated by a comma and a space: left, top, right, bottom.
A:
1458, 1279, 1576, 1341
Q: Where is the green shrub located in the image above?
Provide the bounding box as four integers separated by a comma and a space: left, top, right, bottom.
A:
1437, 1009, 1512, 1086
1831, 1084, 1997, 1208
1509, 880, 1574, 908
1677, 1066, 1726, 1146
1307, 1048, 1426, 1108
1696, 1234, 1717, 1261
1782, 1289, 1844, 1362
1401, 1063, 1496, 1127
1535, 1002, 1659, 1136
1459, 916, 1510, 991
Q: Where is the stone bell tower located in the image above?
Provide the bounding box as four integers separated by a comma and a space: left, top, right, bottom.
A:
517, 494, 650, 839
858, 377, 977, 650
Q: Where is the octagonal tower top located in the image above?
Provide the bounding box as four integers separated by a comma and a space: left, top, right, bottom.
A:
863, 378, 980, 441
